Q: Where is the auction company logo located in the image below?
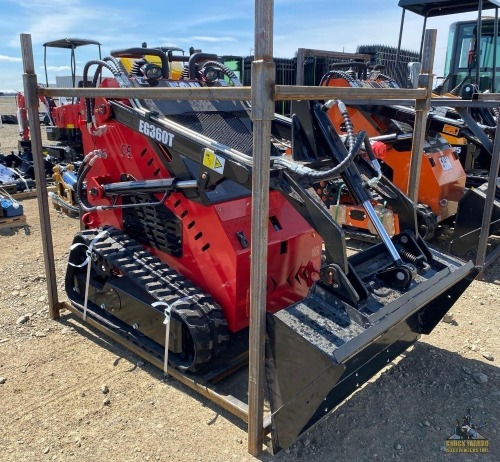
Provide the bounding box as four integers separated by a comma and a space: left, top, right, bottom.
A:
444, 408, 489, 454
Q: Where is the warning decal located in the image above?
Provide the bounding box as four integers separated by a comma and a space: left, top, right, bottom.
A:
442, 124, 459, 136
202, 148, 225, 174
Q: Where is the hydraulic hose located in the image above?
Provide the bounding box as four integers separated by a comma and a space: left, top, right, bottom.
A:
181, 65, 190, 79
363, 134, 377, 163
319, 70, 357, 87
188, 53, 218, 79
201, 61, 242, 86
448, 76, 472, 97
322, 100, 381, 185
492, 106, 499, 121
83, 60, 121, 124
275, 130, 365, 181
376, 73, 399, 88
48, 192, 79, 214
110, 47, 169, 78
76, 150, 106, 213
306, 129, 365, 180
103, 56, 121, 74
327, 99, 355, 151
75, 150, 190, 213
83, 60, 119, 84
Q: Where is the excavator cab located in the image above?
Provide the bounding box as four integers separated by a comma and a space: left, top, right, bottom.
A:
42, 38, 102, 89
15, 38, 102, 174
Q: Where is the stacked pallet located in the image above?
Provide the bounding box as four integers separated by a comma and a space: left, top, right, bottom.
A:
0, 185, 27, 233
0, 214, 27, 232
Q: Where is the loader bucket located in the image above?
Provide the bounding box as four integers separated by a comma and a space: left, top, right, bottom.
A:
450, 182, 500, 256
265, 246, 477, 452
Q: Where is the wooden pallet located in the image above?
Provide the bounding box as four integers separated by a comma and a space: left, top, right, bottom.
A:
10, 185, 56, 200
0, 184, 17, 195
0, 214, 28, 232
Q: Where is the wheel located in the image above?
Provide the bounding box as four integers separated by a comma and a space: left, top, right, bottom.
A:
416, 203, 438, 240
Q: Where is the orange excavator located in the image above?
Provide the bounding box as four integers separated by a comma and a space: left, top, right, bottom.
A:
318, 66, 499, 254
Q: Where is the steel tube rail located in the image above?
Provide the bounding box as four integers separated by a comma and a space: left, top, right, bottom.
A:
431, 97, 500, 108
408, 29, 436, 204
248, 0, 275, 456
484, 243, 500, 270
295, 48, 371, 86
476, 114, 500, 271
296, 47, 305, 86
476, 1, 483, 88
275, 86, 426, 100
39, 85, 427, 101
396, 7, 406, 68
296, 48, 370, 61
419, 16, 428, 62
61, 302, 251, 422
455, 107, 494, 154
40, 86, 252, 100
20, 33, 60, 320
494, 7, 499, 92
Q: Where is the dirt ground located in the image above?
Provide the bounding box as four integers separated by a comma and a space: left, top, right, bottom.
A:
1, 96, 500, 462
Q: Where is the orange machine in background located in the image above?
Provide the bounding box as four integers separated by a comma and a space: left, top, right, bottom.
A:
322, 69, 468, 239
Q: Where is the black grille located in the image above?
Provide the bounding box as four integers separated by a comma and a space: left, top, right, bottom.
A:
172, 111, 254, 156
357, 45, 420, 88
123, 196, 182, 257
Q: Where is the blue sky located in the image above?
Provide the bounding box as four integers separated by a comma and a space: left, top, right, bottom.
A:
0, 0, 484, 92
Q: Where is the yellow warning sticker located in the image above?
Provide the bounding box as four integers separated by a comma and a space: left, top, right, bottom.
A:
203, 149, 216, 168
442, 124, 459, 136
202, 148, 225, 174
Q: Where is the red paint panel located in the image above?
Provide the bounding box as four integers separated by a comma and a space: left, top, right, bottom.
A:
80, 107, 322, 332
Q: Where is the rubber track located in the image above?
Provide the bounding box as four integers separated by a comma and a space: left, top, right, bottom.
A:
77, 226, 229, 371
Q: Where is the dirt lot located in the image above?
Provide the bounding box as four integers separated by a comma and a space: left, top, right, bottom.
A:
1, 96, 500, 462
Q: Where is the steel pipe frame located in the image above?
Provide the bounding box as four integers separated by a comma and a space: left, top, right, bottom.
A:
432, 97, 500, 107
61, 301, 272, 436
20, 34, 59, 320
477, 1, 484, 89
39, 85, 426, 101
21, 31, 271, 454
455, 107, 494, 155
395, 7, 406, 69
60, 301, 262, 425
20, 12, 500, 456
18, 28, 434, 457
493, 7, 498, 93
476, 113, 500, 274
248, 0, 275, 454
408, 29, 436, 204
295, 48, 371, 86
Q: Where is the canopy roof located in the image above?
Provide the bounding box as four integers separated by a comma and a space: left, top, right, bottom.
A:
42, 38, 102, 49
398, 0, 500, 17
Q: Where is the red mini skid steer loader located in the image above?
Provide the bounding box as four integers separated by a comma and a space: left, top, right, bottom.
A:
63, 47, 477, 451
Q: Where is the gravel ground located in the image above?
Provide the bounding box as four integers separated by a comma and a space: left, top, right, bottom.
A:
1, 96, 500, 462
